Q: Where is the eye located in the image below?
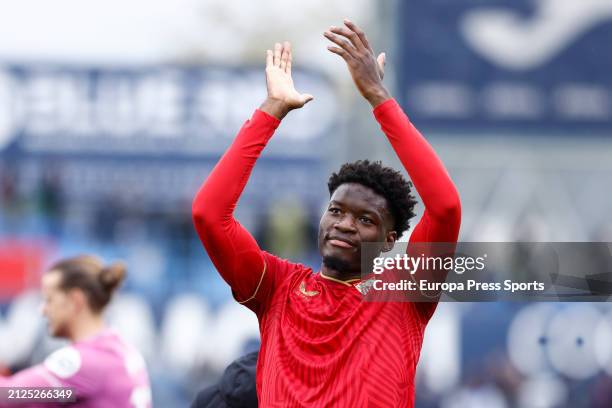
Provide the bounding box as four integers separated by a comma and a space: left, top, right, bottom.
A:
359, 216, 373, 224
328, 207, 341, 215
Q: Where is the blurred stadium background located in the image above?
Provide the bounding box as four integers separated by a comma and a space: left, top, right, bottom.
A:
1, 0, 612, 406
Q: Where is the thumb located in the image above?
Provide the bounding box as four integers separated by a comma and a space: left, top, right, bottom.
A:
377, 52, 386, 79
301, 93, 314, 104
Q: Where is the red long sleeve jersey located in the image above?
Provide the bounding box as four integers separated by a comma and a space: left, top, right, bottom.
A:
193, 99, 461, 407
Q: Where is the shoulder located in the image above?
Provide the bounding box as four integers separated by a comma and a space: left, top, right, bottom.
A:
117, 336, 148, 376
93, 330, 147, 374
260, 252, 313, 297
262, 251, 312, 278
43, 346, 83, 379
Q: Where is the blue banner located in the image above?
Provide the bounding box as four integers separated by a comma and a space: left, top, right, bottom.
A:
0, 66, 337, 208
0, 65, 337, 156
397, 0, 612, 132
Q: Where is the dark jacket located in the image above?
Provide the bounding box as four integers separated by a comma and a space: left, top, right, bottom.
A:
191, 352, 258, 408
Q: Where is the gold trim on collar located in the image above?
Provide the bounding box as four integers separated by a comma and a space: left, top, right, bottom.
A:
319, 271, 361, 286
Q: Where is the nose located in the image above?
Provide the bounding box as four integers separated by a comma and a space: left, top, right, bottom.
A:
334, 214, 357, 233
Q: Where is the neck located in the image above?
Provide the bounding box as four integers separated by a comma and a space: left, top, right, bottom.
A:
69, 313, 105, 342
320, 264, 361, 283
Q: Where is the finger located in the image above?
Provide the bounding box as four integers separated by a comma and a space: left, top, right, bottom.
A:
280, 41, 290, 71
273, 43, 282, 67
286, 49, 292, 74
329, 25, 363, 52
301, 94, 314, 104
266, 49, 273, 69
343, 19, 371, 51
324, 31, 356, 58
377, 52, 386, 79
326, 45, 351, 62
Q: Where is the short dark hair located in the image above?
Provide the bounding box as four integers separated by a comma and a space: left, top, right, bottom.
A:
327, 160, 417, 236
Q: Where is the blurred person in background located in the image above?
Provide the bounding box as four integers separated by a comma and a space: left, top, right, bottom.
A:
36, 163, 65, 237
0, 163, 23, 233
192, 18, 461, 407
0, 255, 151, 408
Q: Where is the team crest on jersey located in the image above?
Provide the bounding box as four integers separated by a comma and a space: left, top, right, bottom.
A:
297, 281, 319, 297
44, 346, 82, 379
354, 278, 376, 295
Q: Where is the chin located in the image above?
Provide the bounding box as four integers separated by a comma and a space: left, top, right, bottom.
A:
322, 255, 355, 275
49, 324, 67, 339
322, 249, 348, 264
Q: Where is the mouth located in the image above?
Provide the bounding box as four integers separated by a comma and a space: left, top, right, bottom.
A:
326, 236, 357, 249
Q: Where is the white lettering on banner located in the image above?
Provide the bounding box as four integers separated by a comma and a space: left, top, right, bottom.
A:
95, 75, 139, 136
138, 74, 184, 137
410, 81, 612, 121
0, 67, 336, 154
554, 85, 611, 119
410, 82, 474, 118
0, 69, 17, 149
482, 83, 544, 119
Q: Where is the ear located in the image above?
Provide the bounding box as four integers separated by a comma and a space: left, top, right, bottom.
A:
68, 289, 88, 313
382, 230, 397, 252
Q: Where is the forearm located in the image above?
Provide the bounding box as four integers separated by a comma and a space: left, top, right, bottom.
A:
374, 99, 460, 216
192, 108, 280, 291
374, 100, 460, 319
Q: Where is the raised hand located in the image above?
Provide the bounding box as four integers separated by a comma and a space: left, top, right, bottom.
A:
324, 19, 391, 107
260, 41, 314, 120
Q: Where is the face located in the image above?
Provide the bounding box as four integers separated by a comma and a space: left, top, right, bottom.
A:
41, 272, 77, 338
318, 183, 397, 275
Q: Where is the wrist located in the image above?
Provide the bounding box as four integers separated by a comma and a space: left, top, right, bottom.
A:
365, 87, 391, 108
259, 97, 291, 120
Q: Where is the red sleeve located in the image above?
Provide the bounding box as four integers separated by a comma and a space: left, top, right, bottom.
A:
192, 109, 285, 315
373, 99, 461, 321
